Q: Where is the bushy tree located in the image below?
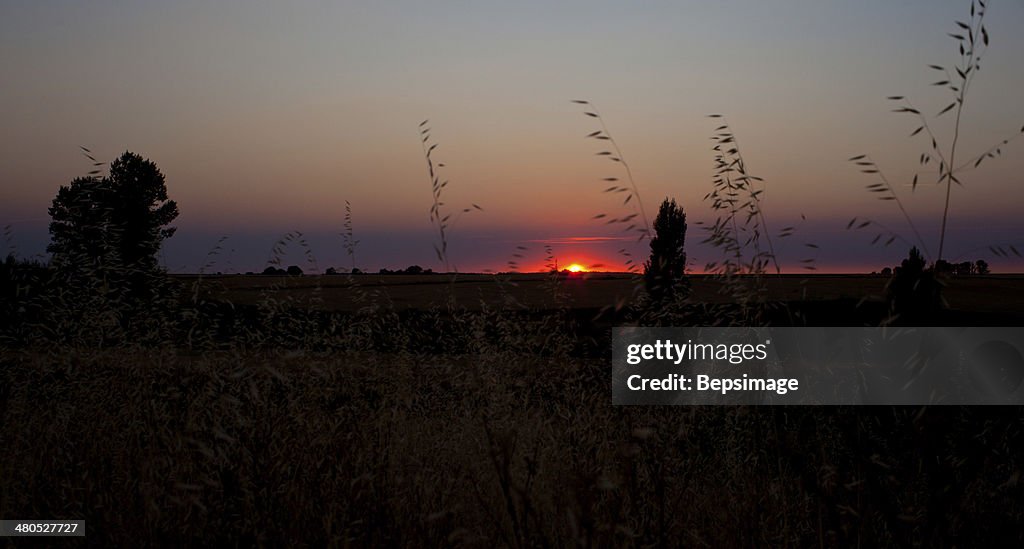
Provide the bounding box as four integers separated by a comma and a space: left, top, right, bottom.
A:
887, 246, 942, 323
44, 151, 179, 343
48, 151, 178, 297
644, 198, 688, 302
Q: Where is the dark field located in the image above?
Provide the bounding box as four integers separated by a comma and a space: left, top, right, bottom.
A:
4, 272, 1024, 546
6, 350, 1024, 546
184, 272, 1024, 318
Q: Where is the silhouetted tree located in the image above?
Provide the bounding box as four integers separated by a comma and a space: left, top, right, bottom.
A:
404, 265, 424, 275
286, 265, 304, 276
48, 151, 178, 297
935, 259, 987, 276
263, 266, 286, 275
888, 246, 942, 323
644, 198, 688, 302
975, 259, 990, 275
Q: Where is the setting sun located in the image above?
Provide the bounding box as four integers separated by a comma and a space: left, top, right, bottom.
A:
567, 264, 586, 273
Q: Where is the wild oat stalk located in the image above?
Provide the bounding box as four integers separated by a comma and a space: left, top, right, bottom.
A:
508, 246, 526, 273
188, 235, 229, 304
541, 245, 571, 308
572, 100, 651, 274
698, 117, 819, 324
79, 146, 107, 177
846, 155, 931, 257
850, 0, 1024, 264
2, 225, 14, 259
703, 115, 784, 275
342, 200, 359, 273
418, 120, 483, 273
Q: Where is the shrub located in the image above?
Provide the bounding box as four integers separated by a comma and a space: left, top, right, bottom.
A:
887, 247, 942, 324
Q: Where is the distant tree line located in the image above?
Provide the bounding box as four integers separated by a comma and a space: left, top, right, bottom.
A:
325, 267, 362, 275
258, 265, 437, 276
376, 265, 434, 275
936, 259, 990, 275
261, 265, 307, 276
877, 258, 990, 277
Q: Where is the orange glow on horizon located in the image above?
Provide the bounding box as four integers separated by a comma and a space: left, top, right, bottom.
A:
512, 257, 626, 273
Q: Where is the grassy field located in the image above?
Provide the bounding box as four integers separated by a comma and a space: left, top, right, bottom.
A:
6, 272, 1024, 544
5, 271, 1024, 545
5, 348, 1024, 546
181, 272, 1024, 316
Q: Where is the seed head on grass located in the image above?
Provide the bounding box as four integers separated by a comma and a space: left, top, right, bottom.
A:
849, 0, 1024, 266
419, 120, 483, 274
572, 100, 653, 276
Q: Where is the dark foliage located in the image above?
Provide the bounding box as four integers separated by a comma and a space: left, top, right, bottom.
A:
0, 255, 52, 342
887, 247, 943, 324
935, 259, 992, 276
36, 152, 181, 344
47, 151, 178, 300
643, 198, 688, 303
378, 266, 435, 275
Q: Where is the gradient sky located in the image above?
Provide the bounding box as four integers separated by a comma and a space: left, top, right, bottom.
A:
3, 0, 1024, 273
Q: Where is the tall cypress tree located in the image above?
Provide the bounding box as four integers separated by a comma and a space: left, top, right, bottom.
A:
644, 198, 688, 303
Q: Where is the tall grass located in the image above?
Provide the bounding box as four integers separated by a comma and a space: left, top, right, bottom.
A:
572, 100, 652, 246
419, 120, 483, 274
4, 349, 1023, 546
703, 115, 782, 276
342, 199, 359, 273
849, 0, 1023, 266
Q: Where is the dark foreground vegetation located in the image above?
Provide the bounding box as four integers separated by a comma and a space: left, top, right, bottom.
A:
4, 346, 1024, 546
4, 255, 1024, 546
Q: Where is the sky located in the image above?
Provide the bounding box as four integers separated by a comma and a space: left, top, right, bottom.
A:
2, 0, 1024, 273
